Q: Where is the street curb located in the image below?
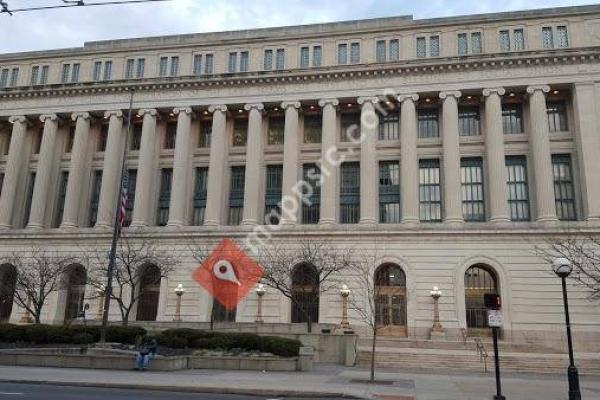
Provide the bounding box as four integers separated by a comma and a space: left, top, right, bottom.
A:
0, 379, 368, 399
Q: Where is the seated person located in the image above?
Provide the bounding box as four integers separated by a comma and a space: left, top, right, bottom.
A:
135, 338, 158, 371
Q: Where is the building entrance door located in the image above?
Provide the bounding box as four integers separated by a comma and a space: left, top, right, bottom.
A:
375, 264, 407, 336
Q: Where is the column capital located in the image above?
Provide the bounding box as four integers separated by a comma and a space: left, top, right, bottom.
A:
71, 112, 92, 122
104, 110, 123, 119
482, 88, 506, 97
439, 91, 462, 100
281, 101, 301, 110
8, 115, 28, 125
526, 85, 551, 95
39, 114, 59, 123
357, 96, 380, 106
397, 94, 419, 103
173, 107, 194, 116
318, 98, 339, 108
208, 104, 228, 113
137, 108, 158, 118
244, 103, 264, 112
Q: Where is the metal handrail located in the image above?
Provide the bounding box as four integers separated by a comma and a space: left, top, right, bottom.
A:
474, 338, 489, 373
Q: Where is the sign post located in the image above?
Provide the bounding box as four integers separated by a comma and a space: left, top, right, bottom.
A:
487, 307, 506, 400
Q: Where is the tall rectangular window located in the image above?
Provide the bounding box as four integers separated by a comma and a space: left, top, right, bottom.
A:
547, 100, 568, 132
65, 125, 75, 154
30, 66, 40, 86
312, 45, 322, 67
136, 58, 145, 78
557, 26, 569, 48
130, 123, 142, 151
379, 161, 400, 223
164, 122, 177, 149
159, 56, 169, 77
471, 32, 483, 54
417, 108, 439, 138
232, 118, 248, 146
53, 171, 69, 228
376, 40, 386, 62
499, 30, 510, 52
458, 106, 480, 136
337, 43, 348, 65
268, 117, 284, 145
0, 173, 4, 198
205, 54, 214, 74
275, 49, 285, 70
157, 168, 172, 226
193, 55, 202, 76
303, 115, 322, 144
228, 166, 245, 225
340, 112, 360, 142
419, 159, 441, 222
61, 65, 70, 83
71, 63, 80, 82
461, 158, 485, 222
103, 60, 112, 80
502, 104, 523, 134
513, 29, 525, 51
389, 39, 400, 61
506, 156, 530, 221
170, 56, 179, 76
458, 33, 468, 56
88, 170, 102, 227
542, 27, 554, 49
264, 49, 273, 70
264, 165, 283, 225
239, 51, 249, 72
302, 164, 320, 224
0, 69, 8, 87
22, 172, 36, 228
430, 36, 440, 57
350, 42, 361, 64
300, 46, 310, 68
93, 61, 102, 81
98, 124, 109, 152
379, 111, 400, 140
192, 167, 208, 225
126, 59, 135, 79
124, 169, 137, 227
228, 52, 237, 73
40, 65, 49, 84
340, 162, 360, 224
552, 154, 576, 221
199, 122, 211, 148
416, 37, 427, 58
9, 68, 19, 87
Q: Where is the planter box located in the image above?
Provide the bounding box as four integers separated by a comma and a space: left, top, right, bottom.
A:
189, 355, 298, 371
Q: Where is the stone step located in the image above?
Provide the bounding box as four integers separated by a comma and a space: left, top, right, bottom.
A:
357, 337, 557, 353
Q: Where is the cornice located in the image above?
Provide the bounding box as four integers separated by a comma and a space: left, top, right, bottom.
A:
2, 47, 600, 102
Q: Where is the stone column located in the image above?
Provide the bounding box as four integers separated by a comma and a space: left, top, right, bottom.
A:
242, 103, 265, 226
318, 98, 339, 225
483, 88, 510, 223
61, 112, 92, 228
527, 85, 558, 223
398, 94, 419, 225
357, 96, 379, 225
439, 91, 464, 226
167, 107, 194, 227
204, 105, 228, 226
0, 116, 29, 229
28, 114, 59, 229
280, 101, 301, 225
572, 82, 600, 221
131, 108, 158, 227
95, 111, 125, 228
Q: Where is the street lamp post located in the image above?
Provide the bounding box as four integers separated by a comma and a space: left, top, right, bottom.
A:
340, 284, 351, 329
430, 286, 445, 339
174, 284, 186, 322
255, 283, 266, 323
553, 258, 582, 400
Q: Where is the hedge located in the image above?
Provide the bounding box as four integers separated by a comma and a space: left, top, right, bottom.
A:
0, 324, 146, 345
156, 328, 302, 358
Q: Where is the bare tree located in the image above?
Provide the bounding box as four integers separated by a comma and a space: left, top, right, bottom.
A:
2, 247, 76, 324
256, 239, 352, 333
537, 234, 600, 299
84, 236, 178, 325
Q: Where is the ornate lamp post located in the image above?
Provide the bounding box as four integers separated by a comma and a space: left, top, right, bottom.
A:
553, 258, 581, 400
174, 283, 186, 322
430, 286, 445, 339
340, 284, 351, 329
255, 283, 266, 323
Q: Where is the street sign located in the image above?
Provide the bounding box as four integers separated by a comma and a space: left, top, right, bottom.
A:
488, 310, 503, 328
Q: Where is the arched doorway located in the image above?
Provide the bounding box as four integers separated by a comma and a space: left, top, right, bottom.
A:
375, 263, 407, 336
464, 264, 498, 335
0, 264, 17, 323
136, 264, 161, 322
291, 263, 319, 324
64, 264, 87, 323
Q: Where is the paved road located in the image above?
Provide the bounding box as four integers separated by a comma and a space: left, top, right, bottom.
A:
0, 383, 344, 400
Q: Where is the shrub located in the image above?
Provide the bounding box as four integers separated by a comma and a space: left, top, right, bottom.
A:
72, 332, 95, 345
0, 324, 145, 345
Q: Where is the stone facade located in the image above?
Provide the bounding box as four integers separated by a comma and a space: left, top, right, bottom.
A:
0, 5, 600, 350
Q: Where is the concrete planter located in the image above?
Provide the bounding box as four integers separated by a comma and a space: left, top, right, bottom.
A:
189, 356, 298, 371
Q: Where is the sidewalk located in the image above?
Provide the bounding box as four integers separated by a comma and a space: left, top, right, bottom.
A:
0, 364, 598, 400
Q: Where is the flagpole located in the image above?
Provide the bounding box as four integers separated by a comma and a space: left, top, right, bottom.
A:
100, 88, 134, 343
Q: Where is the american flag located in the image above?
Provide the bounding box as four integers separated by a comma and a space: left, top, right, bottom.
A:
117, 171, 129, 235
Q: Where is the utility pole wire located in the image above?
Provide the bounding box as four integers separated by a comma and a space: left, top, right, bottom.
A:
1, 0, 172, 14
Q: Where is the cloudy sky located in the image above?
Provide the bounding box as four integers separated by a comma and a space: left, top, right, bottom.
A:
0, 0, 596, 53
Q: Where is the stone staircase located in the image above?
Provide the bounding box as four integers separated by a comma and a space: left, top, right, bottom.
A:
355, 337, 600, 375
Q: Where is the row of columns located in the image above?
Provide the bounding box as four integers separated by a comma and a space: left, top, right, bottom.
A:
1, 84, 600, 230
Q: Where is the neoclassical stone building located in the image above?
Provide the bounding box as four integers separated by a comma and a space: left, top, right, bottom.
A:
0, 5, 599, 349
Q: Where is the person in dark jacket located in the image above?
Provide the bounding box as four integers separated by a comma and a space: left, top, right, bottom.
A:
135, 338, 158, 371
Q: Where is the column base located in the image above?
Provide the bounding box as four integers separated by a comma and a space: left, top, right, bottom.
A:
430, 329, 446, 341
444, 218, 464, 227
203, 220, 220, 227
60, 222, 79, 229
129, 222, 148, 228
0, 224, 12, 231
536, 216, 559, 226
401, 218, 419, 228
318, 218, 336, 226
242, 219, 259, 226
586, 216, 600, 223
26, 224, 44, 230
166, 221, 184, 228
359, 218, 377, 225
490, 217, 511, 225
93, 223, 112, 230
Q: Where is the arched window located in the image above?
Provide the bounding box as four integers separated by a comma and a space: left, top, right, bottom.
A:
0, 264, 17, 323
64, 264, 87, 323
464, 264, 498, 332
136, 264, 161, 322
375, 263, 407, 336
291, 263, 319, 324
